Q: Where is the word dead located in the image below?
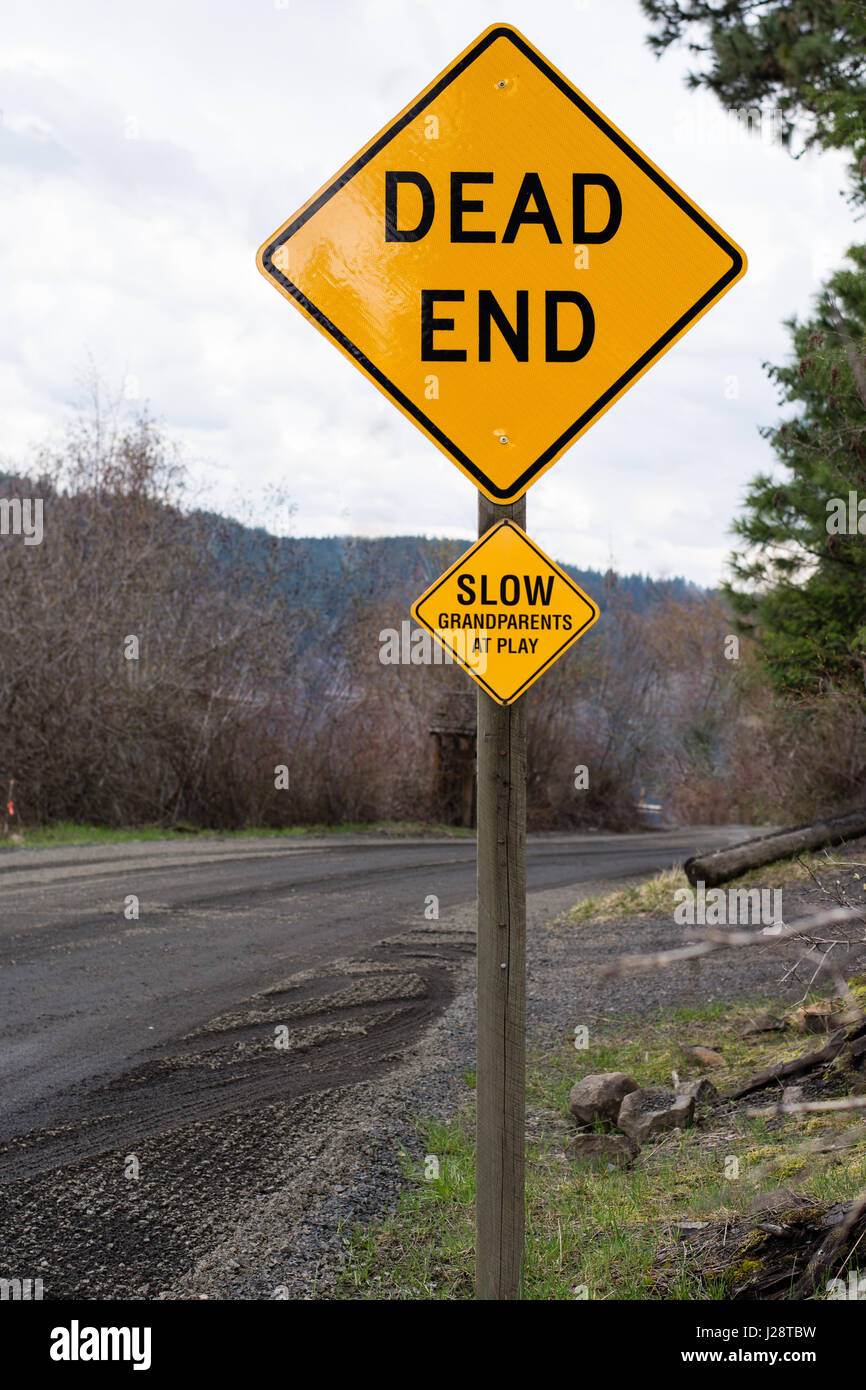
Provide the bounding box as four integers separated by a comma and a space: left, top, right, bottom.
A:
386, 170, 621, 362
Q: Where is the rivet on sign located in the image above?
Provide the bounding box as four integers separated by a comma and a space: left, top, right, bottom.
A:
497, 80, 507, 89
499, 434, 509, 444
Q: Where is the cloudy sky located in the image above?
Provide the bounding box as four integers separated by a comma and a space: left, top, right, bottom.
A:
1, 0, 857, 585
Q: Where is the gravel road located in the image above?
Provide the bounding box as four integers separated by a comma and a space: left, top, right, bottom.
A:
5, 824, 819, 1301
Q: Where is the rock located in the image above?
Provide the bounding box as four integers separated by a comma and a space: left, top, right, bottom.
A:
781, 1085, 804, 1106
617, 1086, 695, 1142
791, 1000, 858, 1033
568, 1072, 639, 1125
736, 1013, 785, 1037
749, 1188, 811, 1216
565, 1134, 638, 1170
681, 1045, 727, 1070
676, 1077, 719, 1106
791, 1002, 836, 1033
672, 1220, 710, 1242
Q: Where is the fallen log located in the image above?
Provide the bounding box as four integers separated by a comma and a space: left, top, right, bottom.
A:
668, 1194, 866, 1299
684, 805, 866, 888
727, 1020, 866, 1100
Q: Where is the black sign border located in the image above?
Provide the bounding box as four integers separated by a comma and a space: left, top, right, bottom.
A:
261, 25, 744, 502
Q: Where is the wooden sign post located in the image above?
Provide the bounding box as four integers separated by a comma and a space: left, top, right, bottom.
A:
475, 491, 526, 1300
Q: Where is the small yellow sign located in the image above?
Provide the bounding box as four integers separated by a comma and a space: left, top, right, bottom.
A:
411, 522, 599, 704
257, 23, 746, 503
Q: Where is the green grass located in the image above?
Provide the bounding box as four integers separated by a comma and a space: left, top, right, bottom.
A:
569, 852, 834, 924
570, 865, 687, 922
2, 819, 476, 850
334, 992, 866, 1300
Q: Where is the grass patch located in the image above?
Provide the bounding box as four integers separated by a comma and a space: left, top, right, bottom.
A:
569, 852, 833, 924
3, 819, 476, 850
570, 866, 687, 922
334, 992, 866, 1300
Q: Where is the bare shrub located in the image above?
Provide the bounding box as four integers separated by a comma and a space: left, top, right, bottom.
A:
0, 403, 303, 828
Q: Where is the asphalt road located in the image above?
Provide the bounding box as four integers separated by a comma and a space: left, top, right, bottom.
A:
0, 826, 752, 1150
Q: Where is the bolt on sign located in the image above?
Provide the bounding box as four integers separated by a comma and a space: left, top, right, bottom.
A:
256, 23, 746, 503
411, 521, 599, 704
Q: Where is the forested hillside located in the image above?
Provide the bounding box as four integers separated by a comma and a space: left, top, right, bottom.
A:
1, 402, 862, 833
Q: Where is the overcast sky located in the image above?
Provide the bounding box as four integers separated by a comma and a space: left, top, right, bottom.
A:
1, 0, 858, 585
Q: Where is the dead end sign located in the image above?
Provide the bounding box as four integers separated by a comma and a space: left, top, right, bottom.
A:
411, 521, 600, 704
256, 23, 747, 503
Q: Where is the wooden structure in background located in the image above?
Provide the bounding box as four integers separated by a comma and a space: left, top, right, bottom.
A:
429, 691, 476, 827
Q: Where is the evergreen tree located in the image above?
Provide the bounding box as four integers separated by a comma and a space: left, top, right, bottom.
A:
643, 1, 866, 697
641, 1, 866, 207
724, 246, 866, 695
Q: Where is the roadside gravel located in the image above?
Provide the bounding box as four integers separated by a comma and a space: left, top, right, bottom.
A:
171, 856, 866, 1300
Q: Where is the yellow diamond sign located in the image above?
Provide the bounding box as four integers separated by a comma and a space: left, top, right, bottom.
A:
257, 23, 746, 503
411, 521, 599, 704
